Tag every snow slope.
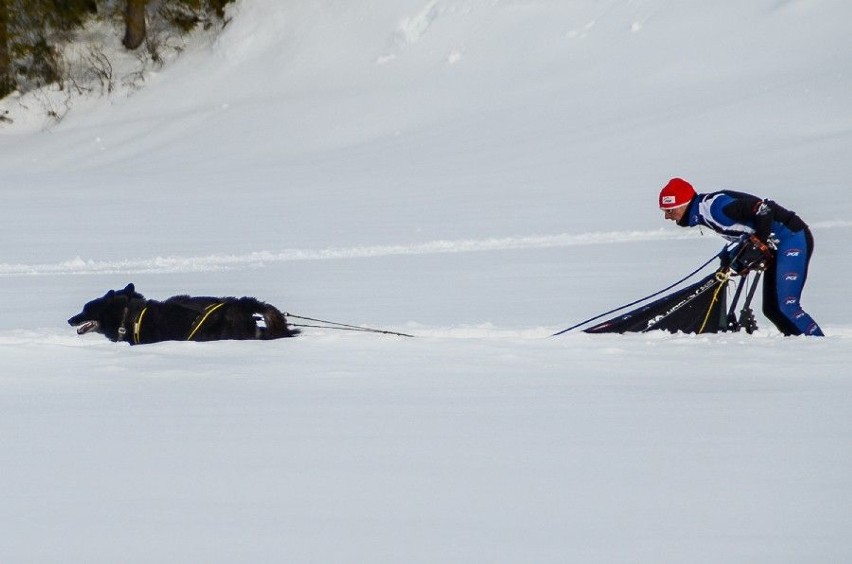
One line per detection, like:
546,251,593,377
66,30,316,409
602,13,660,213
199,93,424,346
1,0,851,561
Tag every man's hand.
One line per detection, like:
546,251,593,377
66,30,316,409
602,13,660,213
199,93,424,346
732,234,773,273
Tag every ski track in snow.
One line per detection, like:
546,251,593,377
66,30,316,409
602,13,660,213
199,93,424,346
0,229,696,277
3,222,850,277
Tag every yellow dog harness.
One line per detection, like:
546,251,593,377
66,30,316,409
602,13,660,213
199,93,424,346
132,302,226,344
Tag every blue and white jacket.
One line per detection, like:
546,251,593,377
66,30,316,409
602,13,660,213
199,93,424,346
678,190,807,243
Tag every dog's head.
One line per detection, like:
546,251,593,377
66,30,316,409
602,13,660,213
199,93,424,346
68,283,145,341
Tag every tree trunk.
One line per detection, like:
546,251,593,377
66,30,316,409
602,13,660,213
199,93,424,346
0,0,13,98
122,0,147,50
209,0,231,19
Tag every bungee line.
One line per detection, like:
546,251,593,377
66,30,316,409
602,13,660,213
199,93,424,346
285,313,414,338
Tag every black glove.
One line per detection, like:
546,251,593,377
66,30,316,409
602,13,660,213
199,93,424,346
731,234,773,274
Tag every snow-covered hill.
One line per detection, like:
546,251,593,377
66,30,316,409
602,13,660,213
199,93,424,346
1,1,851,561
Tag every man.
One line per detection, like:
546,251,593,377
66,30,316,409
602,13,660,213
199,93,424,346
659,177,823,336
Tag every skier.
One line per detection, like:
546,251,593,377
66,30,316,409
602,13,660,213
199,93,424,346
659,177,823,336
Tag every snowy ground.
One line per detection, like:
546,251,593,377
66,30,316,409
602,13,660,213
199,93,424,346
1,0,851,561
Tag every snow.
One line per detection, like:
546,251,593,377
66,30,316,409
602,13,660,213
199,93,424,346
1,0,851,561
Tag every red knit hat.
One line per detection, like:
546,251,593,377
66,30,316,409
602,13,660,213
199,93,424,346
659,178,696,209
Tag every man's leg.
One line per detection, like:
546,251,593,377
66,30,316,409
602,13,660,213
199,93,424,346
764,229,823,336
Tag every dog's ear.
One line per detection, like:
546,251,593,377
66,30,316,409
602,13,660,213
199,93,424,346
105,290,115,298
124,283,135,293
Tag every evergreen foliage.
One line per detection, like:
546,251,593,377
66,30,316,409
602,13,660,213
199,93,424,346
0,0,234,100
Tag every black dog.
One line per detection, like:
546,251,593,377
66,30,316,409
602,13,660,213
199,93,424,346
68,283,298,345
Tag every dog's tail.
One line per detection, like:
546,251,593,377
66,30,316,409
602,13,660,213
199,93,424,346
259,303,300,339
